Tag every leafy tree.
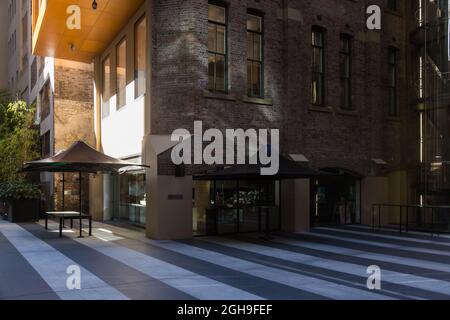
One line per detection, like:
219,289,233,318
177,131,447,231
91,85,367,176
0,94,40,183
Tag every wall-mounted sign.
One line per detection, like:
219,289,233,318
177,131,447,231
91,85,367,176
168,194,184,201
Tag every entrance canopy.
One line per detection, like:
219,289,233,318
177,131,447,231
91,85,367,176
23,141,149,173
194,154,329,180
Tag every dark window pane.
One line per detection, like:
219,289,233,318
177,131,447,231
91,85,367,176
340,53,350,78
215,55,225,91
208,4,226,23
102,56,111,118
312,31,323,46
253,34,261,61
208,3,227,92
312,29,325,105
246,13,264,97
312,48,323,73
312,73,323,105
208,24,216,52
247,61,252,96
216,25,225,54
40,81,51,120
388,48,398,116
340,37,349,53
247,14,261,32
340,79,351,110
252,62,261,96
116,39,127,109
134,17,146,98
208,53,215,91
247,33,253,59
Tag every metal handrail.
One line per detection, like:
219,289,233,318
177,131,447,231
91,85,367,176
372,204,450,236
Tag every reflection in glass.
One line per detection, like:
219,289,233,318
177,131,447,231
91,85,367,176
134,16,146,98
215,180,238,234
102,56,110,118
118,171,146,226
193,181,215,236
116,39,127,109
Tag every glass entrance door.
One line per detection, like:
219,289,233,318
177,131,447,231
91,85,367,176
312,173,361,227
116,170,147,226
215,180,239,234
193,179,281,236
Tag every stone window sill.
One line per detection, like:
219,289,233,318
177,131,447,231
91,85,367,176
386,115,401,122
309,105,333,113
337,109,359,117
242,96,273,106
203,90,237,102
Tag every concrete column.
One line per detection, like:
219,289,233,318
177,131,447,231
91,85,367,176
143,138,193,240
281,179,310,233
361,177,389,226
103,174,114,221
89,56,104,221
144,0,153,137
89,174,104,221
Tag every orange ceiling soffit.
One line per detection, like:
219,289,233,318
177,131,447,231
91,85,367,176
32,0,145,63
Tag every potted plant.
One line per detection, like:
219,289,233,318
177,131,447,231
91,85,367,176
0,182,41,223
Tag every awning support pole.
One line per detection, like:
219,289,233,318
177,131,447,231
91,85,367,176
62,173,65,211
79,172,83,238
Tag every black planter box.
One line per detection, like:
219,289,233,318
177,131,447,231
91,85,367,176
7,199,40,223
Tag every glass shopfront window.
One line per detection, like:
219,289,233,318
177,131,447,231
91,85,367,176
193,179,281,236
215,180,239,234
193,180,215,236
118,170,146,226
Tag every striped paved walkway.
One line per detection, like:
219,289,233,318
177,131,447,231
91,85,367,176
1,220,450,300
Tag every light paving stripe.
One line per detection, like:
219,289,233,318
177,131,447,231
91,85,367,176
150,239,393,300
42,220,321,300
0,222,128,300
316,227,450,247
305,231,450,257
25,221,195,300
204,236,450,298
74,236,263,300
273,234,450,274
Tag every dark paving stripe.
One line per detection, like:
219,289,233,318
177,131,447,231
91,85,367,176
340,225,450,244
178,238,411,300
312,227,450,253
20,223,194,300
279,231,450,266
0,230,59,300
258,233,450,282
115,238,324,300
231,235,450,300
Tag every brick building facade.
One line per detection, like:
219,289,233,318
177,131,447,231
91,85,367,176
30,0,450,239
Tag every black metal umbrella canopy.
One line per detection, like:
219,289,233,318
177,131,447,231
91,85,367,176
194,154,329,180
23,141,149,173
22,141,149,232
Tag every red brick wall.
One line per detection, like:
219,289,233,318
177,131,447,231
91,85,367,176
150,0,411,178
53,59,95,212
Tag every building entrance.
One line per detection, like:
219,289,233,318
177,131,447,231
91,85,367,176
311,169,361,227
193,180,281,236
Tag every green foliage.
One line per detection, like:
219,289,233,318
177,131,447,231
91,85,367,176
0,94,40,184
0,182,41,201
